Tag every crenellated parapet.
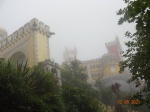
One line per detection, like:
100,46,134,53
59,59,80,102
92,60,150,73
0,18,55,51
105,36,122,51
105,36,123,62
42,59,60,68
81,58,101,64
105,39,117,48
30,18,55,37
41,59,62,86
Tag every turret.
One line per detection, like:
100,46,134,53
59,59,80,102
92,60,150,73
105,36,123,62
100,53,120,77
63,47,77,62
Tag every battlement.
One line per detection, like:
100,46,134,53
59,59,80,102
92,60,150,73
105,39,117,48
42,59,60,68
0,18,55,51
30,18,53,37
105,36,122,51
81,58,101,64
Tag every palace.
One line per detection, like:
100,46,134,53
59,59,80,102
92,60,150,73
0,18,61,85
62,37,139,92
81,37,125,83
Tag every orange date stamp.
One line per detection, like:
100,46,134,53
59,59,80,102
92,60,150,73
117,99,140,105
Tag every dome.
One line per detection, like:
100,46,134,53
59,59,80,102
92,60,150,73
100,53,118,67
0,26,8,41
101,53,117,59
0,26,7,32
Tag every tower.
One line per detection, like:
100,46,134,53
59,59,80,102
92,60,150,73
0,18,55,67
63,47,77,62
0,18,62,85
100,36,123,78
105,36,123,62
100,53,120,77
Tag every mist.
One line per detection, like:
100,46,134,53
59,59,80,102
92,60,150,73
0,0,135,64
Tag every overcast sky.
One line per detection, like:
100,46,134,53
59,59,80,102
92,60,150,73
0,0,135,64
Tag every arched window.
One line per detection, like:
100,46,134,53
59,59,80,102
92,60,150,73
10,51,26,66
51,68,57,77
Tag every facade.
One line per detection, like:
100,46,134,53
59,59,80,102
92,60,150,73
0,18,53,67
81,37,125,84
81,37,144,92
0,18,61,85
105,36,123,62
81,58,101,84
61,37,133,89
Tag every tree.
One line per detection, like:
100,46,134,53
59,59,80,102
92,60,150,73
61,60,88,87
0,59,65,112
117,0,150,108
95,80,115,106
28,62,65,112
61,60,106,112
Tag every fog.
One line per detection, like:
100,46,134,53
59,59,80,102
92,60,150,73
0,0,135,64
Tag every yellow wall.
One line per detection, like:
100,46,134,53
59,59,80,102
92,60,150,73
103,64,120,77
36,32,49,62
0,19,51,68
81,60,102,80
27,31,49,67
28,32,34,67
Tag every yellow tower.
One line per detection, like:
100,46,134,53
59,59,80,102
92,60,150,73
100,53,120,77
0,18,55,67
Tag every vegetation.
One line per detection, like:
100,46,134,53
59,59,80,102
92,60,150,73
0,58,108,112
117,0,150,108
95,79,149,112
0,58,65,112
3,57,149,112
61,60,106,112
95,80,127,112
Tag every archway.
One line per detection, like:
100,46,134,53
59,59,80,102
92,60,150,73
51,68,57,77
10,51,26,66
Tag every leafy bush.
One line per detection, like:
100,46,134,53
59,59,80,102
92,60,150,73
0,59,65,112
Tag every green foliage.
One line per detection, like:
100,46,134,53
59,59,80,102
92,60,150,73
95,79,116,106
62,86,103,112
61,60,87,86
0,59,65,112
117,0,150,108
100,87,116,106
61,60,106,112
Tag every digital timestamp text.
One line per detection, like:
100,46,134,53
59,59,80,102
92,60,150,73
117,99,140,105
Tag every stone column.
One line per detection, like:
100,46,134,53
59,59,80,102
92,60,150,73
31,21,38,65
